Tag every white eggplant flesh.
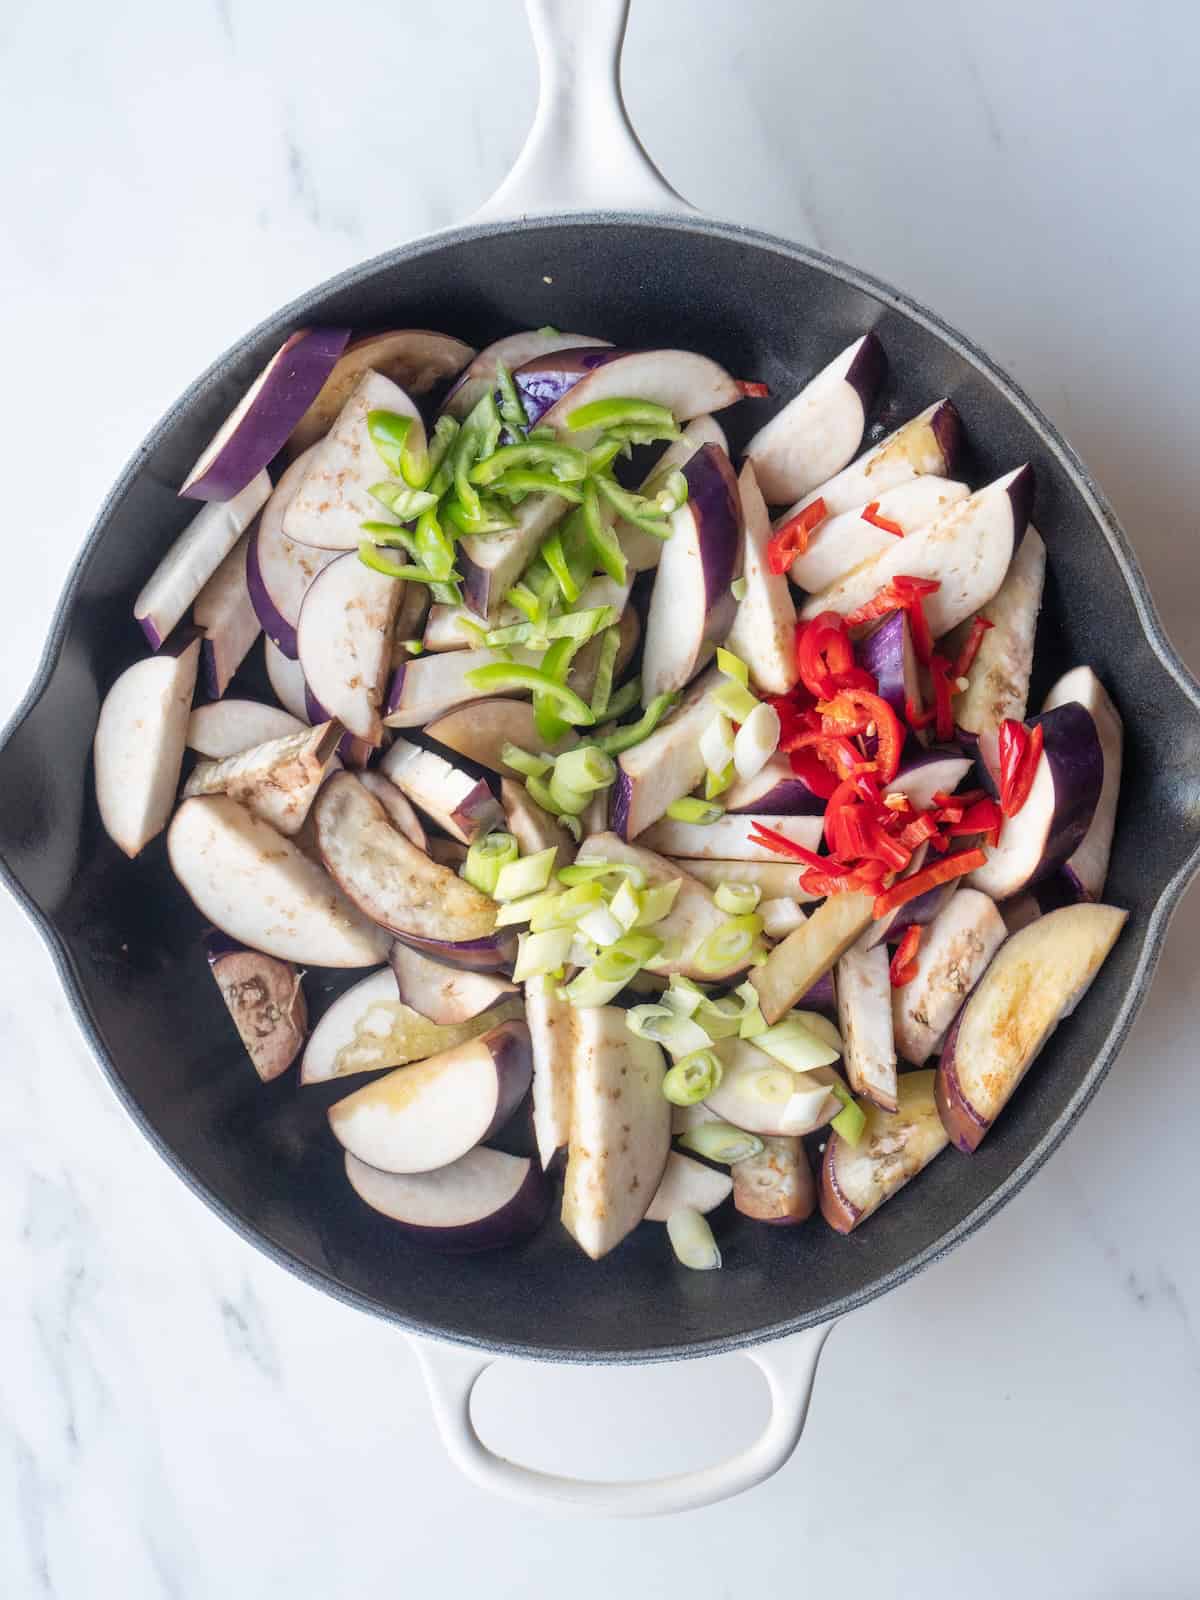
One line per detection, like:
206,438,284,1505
639,812,822,863
289,329,475,454
187,698,305,758
611,667,721,840
776,399,961,525
644,1152,733,1223
788,477,970,594
820,1069,948,1233
94,635,201,857
296,551,400,742
724,460,799,695
836,943,898,1111
1041,666,1123,899
182,720,341,835
525,974,577,1170
264,636,311,722
379,738,503,844
891,888,1007,1066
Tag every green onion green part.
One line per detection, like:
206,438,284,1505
662,1049,724,1107
678,1122,764,1166
493,845,557,903
665,797,724,825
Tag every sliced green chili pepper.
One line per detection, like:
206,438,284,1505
490,471,585,504
600,676,642,722
470,442,589,486
593,474,673,538
581,479,628,584
494,361,529,436
464,663,596,725
565,397,679,434
594,693,677,756
589,627,621,718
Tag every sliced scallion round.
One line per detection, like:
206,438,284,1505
665,796,724,825
693,914,766,977
662,1049,723,1107
666,1208,722,1271
493,845,557,903
715,881,762,917
462,831,519,897
678,1122,764,1166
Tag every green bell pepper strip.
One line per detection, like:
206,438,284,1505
358,542,462,595
533,636,582,744
588,626,621,718
593,474,673,538
366,410,434,488
540,531,582,605
581,479,628,584
585,436,630,474
412,508,456,582
442,497,517,537
564,397,679,434
490,471,585,504
494,361,529,436
504,583,542,624
470,442,589,486
368,481,440,520
600,676,642,722
592,693,677,756
464,663,596,726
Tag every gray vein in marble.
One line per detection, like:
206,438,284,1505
220,1280,281,1383
284,127,321,231
960,46,1007,153
11,1430,51,1596
214,0,234,47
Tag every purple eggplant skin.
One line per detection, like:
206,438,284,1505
956,726,1000,799
857,611,919,724
394,929,517,974
800,971,837,1015
205,934,307,1082
245,521,297,659
303,686,373,767
610,770,634,841
457,549,492,620
723,763,825,816
181,328,351,502
1024,703,1105,887
844,330,887,412
511,347,626,427
1039,867,1091,911
930,399,964,478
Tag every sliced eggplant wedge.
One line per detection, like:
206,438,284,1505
344,1147,549,1253
750,890,877,1024
192,531,261,698
836,943,898,1112
644,1152,733,1223
296,551,400,743
745,332,885,504
500,778,574,860
282,369,425,550
168,794,389,967
379,738,503,844
723,460,799,695
616,415,729,572
134,473,270,649
820,1069,949,1233
561,1005,671,1260
246,446,338,657
389,941,516,1026
355,772,428,850
328,1019,532,1174
685,857,821,905
536,348,741,443
891,889,1007,1066
206,936,307,1081
947,525,1046,780
457,492,570,619
788,476,970,594
525,974,578,1170
265,635,311,722
94,632,201,858
776,398,961,525
640,812,822,863
384,645,539,729
721,756,825,817
967,702,1103,901
442,329,611,420
182,721,341,835
300,967,522,1083
641,443,743,702
707,1039,841,1137
1041,666,1123,899
732,1135,815,1224
288,328,476,455
313,772,508,967
936,903,1126,1151
611,667,721,840
187,698,306,759
800,466,1034,638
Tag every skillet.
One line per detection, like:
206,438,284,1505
2,0,1198,1514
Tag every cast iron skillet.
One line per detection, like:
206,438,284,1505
2,0,1198,1513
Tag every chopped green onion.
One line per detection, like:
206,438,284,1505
500,742,553,780
754,1017,841,1072
463,831,519,896
369,481,440,520
563,933,662,1007
494,888,556,927
705,762,735,800
693,913,765,977
608,877,641,931
666,1207,722,1271
565,397,679,434
593,692,677,757
750,1066,798,1103
576,905,625,948
790,1010,844,1054
731,576,748,602
735,980,767,1038
557,861,647,890
493,846,557,903
548,769,592,816
471,442,590,486
494,361,529,435
678,1122,764,1166
662,976,707,1018
593,475,673,538
699,712,735,775
553,745,616,794
829,1080,867,1146
525,772,560,817
530,882,606,931
691,995,746,1040
463,664,596,725
715,881,762,916
662,1048,724,1106
635,878,682,927
513,927,574,982
559,812,583,841
665,796,724,825
600,676,642,722
398,639,423,656
710,679,759,722
625,1005,712,1059
581,479,628,584
716,647,750,685
589,627,621,719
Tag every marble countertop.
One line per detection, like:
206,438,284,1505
3,0,1198,1592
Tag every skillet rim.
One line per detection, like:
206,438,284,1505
3,210,1199,1364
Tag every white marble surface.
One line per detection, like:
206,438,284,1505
2,0,1199,1592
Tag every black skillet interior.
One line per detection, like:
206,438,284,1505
2,215,1198,1363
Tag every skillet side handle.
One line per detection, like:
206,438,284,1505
412,1321,835,1517
473,0,694,222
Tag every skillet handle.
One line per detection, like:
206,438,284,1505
412,1321,835,1517
473,0,694,222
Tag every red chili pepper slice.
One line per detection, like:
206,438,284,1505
872,848,988,919
814,686,904,783
889,925,923,987
747,823,834,870
943,797,1004,847
768,498,828,574
862,501,906,537
953,616,994,680
844,575,940,665
737,380,771,398
905,697,936,731
929,654,956,742
787,746,842,798
998,719,1045,817
794,610,856,696
899,812,941,849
